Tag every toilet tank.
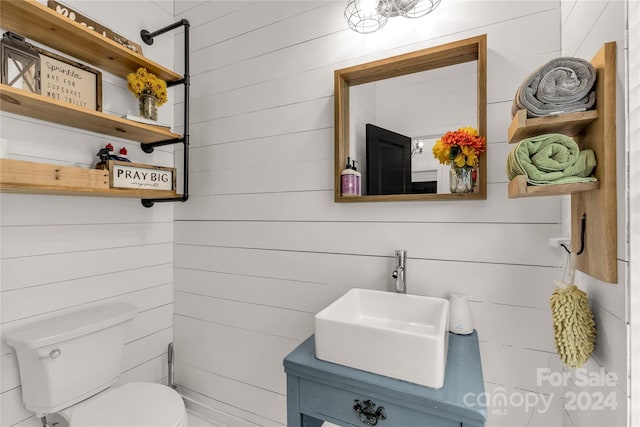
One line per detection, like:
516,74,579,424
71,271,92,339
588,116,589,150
4,303,138,417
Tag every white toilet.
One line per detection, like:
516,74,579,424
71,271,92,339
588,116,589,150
5,303,187,427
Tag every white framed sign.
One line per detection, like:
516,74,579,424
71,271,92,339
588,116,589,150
36,46,102,111
109,161,175,191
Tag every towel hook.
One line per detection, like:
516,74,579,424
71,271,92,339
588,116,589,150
561,213,586,255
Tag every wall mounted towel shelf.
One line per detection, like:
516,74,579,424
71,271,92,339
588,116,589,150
507,109,602,198
508,110,598,145
506,42,617,283
507,175,600,198
0,0,190,207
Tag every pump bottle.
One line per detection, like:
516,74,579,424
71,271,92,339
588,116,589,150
341,157,357,196
352,160,361,196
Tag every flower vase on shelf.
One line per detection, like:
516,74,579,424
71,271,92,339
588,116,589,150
127,67,167,122
449,166,475,193
139,92,158,121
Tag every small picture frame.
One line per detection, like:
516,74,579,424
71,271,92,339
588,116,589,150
36,46,102,111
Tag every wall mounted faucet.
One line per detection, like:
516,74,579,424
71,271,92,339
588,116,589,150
392,250,406,293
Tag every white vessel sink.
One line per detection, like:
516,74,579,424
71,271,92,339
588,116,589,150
315,288,450,388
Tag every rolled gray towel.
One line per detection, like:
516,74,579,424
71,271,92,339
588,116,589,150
511,57,596,118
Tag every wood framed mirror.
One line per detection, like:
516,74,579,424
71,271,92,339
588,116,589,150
334,34,487,202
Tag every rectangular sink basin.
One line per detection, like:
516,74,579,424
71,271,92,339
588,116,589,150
315,288,449,388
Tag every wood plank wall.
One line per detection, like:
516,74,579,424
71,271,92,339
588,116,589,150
559,1,629,426
170,1,630,426
0,1,177,426
1,2,628,427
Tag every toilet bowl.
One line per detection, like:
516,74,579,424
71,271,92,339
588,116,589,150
4,303,187,427
59,382,187,427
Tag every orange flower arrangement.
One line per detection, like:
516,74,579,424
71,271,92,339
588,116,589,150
432,126,486,168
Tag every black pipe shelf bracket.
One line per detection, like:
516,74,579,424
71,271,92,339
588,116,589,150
139,19,190,208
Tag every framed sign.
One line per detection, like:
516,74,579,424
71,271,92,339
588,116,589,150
47,1,143,55
36,46,102,111
108,161,176,191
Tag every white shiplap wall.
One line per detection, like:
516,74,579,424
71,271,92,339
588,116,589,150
170,1,621,426
560,1,630,426
628,1,640,425
0,1,177,426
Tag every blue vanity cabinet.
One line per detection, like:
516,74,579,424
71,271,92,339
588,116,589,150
283,332,486,427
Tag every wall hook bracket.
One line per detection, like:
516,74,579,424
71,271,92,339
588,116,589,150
560,213,586,255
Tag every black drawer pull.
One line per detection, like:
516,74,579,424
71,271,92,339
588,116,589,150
354,399,386,426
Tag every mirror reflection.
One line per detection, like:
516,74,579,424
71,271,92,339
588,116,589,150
334,34,487,202
349,62,477,195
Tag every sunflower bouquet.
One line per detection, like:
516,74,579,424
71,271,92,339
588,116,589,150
126,67,167,106
432,126,486,168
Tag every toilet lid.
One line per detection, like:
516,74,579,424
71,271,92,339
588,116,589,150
69,383,186,427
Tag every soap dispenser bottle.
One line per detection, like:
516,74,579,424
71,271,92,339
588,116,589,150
341,157,357,196
352,160,361,196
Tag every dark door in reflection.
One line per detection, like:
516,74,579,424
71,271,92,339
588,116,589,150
366,123,412,195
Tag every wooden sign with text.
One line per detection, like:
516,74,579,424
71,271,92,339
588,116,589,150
35,46,102,111
47,1,143,55
108,161,175,191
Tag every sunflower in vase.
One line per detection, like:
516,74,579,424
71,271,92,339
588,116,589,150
126,67,167,120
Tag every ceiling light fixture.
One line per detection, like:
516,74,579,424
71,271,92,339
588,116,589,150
345,0,441,34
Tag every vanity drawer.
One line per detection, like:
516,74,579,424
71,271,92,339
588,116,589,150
299,379,460,427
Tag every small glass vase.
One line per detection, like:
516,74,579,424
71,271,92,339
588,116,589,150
139,92,158,121
449,166,475,193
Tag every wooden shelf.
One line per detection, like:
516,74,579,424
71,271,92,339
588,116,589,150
572,42,617,283
0,0,181,82
0,158,179,199
506,42,617,283
508,175,599,198
506,110,601,199
0,85,180,145
508,109,599,144
0,1,188,206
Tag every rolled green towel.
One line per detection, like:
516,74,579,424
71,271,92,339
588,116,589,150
506,133,597,185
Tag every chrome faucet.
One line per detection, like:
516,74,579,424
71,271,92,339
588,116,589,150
392,250,406,293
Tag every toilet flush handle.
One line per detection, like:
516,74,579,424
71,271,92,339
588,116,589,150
38,349,61,359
